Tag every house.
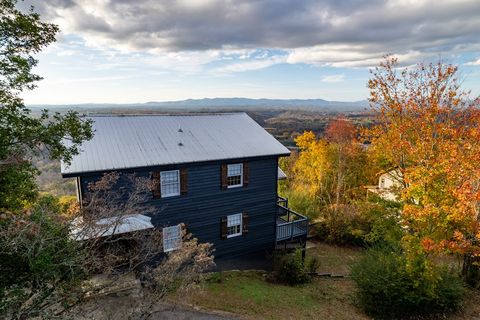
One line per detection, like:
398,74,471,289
61,113,308,257
365,168,403,201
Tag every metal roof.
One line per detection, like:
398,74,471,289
277,167,287,180
61,113,290,176
70,214,154,241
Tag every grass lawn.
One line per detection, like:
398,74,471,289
178,243,368,320
176,242,480,320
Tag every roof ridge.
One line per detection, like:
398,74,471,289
86,112,247,117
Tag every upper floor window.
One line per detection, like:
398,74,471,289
161,170,180,197
227,163,243,188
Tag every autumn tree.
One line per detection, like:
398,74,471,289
325,118,357,207
364,57,480,285
292,124,372,210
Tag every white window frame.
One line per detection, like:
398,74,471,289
227,163,243,188
163,225,182,252
226,213,242,238
160,170,180,198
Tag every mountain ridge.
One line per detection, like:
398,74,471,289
29,97,369,112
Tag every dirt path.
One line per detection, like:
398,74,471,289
71,295,238,320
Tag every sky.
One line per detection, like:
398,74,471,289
20,0,480,105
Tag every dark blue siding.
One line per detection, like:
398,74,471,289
79,157,278,257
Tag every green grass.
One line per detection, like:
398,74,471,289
176,243,480,320
186,271,366,320
178,243,369,320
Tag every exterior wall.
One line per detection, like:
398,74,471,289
378,172,402,189
78,157,279,258
377,170,403,201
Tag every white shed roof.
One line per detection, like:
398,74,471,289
70,214,154,241
61,113,290,176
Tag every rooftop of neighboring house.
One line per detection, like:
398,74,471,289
61,113,290,177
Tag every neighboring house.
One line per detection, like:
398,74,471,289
61,113,307,257
366,168,403,201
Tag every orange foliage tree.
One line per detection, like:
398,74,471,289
292,120,372,209
325,119,357,207
364,57,480,281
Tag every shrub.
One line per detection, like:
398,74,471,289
0,196,85,318
305,255,321,274
274,249,310,285
314,199,403,248
314,204,371,246
351,247,466,318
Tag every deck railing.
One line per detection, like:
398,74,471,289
276,197,308,242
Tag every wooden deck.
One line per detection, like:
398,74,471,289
275,196,308,242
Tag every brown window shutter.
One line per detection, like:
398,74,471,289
221,164,228,190
152,171,161,199
220,216,228,239
180,168,188,195
242,213,249,235
243,162,249,187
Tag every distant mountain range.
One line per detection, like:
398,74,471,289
30,97,369,112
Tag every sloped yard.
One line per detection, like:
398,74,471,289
177,243,368,320
177,242,480,320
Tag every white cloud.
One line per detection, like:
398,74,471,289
321,74,345,83
212,55,287,73
465,58,480,66
31,0,480,70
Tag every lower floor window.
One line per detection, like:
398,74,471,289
227,213,242,238
163,225,182,252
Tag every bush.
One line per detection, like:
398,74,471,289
314,199,403,247
274,249,310,285
351,247,466,318
0,196,85,318
305,255,321,274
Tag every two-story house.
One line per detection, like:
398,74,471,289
62,113,308,258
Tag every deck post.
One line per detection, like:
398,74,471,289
301,237,306,262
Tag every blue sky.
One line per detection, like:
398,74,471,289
22,0,480,105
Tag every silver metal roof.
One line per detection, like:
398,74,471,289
277,167,287,180
61,113,290,176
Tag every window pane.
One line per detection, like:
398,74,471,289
163,225,182,252
160,170,180,197
227,163,243,187
226,213,242,237
227,163,242,177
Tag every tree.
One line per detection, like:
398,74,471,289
325,118,357,207
0,173,215,319
364,57,480,285
292,127,372,208
0,0,92,211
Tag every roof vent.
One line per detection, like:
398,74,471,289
178,128,183,132
178,142,183,146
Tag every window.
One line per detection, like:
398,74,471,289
163,225,182,252
160,170,180,197
227,213,242,238
380,178,385,188
227,163,243,188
